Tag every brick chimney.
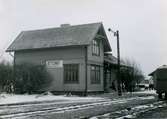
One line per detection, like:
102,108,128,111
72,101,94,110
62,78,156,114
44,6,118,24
60,24,70,27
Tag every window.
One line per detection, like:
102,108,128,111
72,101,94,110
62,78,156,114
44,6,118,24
91,65,100,84
92,39,100,56
64,64,79,83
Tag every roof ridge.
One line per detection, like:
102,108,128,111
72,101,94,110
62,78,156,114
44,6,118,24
22,22,103,33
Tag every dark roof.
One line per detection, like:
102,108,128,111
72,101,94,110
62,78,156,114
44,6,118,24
149,65,167,76
6,22,111,52
104,53,128,67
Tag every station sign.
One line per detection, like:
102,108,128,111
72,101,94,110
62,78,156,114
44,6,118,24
46,60,63,68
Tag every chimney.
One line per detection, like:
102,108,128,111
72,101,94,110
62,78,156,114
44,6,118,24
60,24,70,27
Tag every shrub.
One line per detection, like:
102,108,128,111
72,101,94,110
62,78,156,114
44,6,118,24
14,63,52,94
0,61,14,93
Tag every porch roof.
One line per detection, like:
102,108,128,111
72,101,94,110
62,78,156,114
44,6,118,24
104,55,129,68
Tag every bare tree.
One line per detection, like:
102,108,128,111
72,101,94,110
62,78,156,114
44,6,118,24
120,58,145,92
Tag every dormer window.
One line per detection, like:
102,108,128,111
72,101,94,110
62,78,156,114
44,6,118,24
92,39,100,56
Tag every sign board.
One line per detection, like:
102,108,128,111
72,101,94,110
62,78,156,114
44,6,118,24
46,60,63,68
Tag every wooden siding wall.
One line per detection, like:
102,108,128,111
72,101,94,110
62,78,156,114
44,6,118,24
15,38,105,92
15,46,86,92
87,38,104,92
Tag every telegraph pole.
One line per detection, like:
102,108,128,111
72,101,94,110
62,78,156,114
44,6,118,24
108,29,122,96
115,30,122,96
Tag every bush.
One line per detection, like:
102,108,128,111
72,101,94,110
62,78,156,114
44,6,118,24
14,63,52,94
0,61,14,93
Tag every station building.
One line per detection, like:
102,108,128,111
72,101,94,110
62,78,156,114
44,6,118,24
6,22,125,93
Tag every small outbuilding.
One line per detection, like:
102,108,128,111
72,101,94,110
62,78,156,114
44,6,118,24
149,65,167,99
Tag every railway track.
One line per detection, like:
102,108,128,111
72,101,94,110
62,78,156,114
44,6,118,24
0,95,158,119
89,101,166,119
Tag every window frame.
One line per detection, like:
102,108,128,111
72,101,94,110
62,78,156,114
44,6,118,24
63,64,79,84
92,38,100,56
91,65,101,84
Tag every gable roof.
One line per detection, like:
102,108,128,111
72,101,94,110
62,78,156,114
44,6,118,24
6,22,111,52
149,65,167,76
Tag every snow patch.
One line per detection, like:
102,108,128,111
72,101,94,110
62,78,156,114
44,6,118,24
89,117,98,119
0,93,104,105
133,90,156,94
132,105,149,110
116,114,134,119
138,96,155,100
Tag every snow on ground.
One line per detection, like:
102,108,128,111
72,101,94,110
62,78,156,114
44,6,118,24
0,90,156,105
0,93,104,105
133,90,156,94
138,95,155,100
90,102,159,119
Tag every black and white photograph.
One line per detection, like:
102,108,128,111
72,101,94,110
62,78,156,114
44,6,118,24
0,0,166,118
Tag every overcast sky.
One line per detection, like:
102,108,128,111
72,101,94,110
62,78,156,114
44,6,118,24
0,0,166,76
